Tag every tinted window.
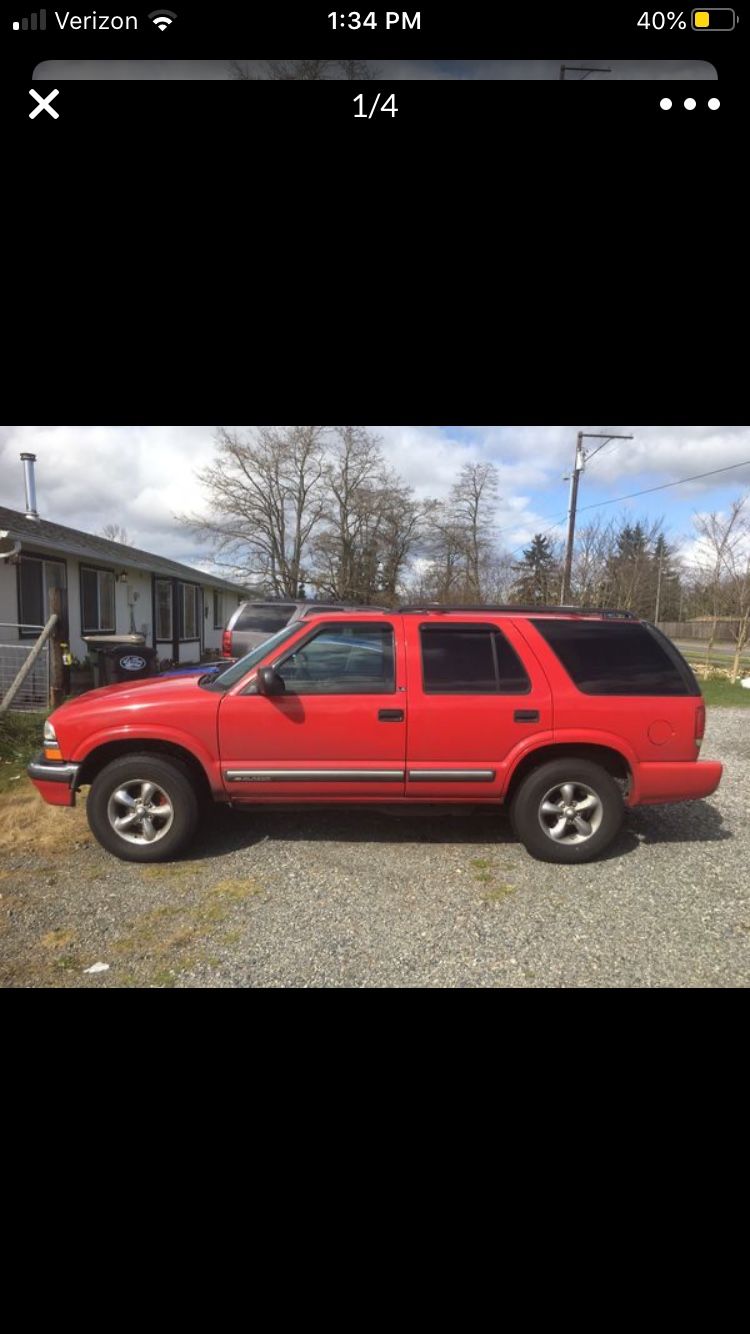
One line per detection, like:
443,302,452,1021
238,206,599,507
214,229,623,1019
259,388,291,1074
531,620,690,696
420,625,530,694
235,604,296,633
277,624,395,694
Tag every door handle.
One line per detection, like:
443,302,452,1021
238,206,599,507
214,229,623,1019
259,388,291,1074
378,709,404,722
514,709,540,722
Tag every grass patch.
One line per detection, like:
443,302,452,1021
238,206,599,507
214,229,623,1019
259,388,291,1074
139,861,203,883
0,776,92,853
481,883,517,903
0,711,47,794
110,875,265,984
701,679,750,709
41,927,77,949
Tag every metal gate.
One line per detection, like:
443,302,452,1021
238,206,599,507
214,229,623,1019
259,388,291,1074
0,624,50,712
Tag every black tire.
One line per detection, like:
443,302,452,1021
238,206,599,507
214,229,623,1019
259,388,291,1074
510,758,624,864
86,753,200,862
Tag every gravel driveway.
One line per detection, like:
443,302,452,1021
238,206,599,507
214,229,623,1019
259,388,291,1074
1,707,748,987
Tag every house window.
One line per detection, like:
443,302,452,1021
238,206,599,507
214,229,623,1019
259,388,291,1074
180,583,200,640
81,567,115,633
19,556,66,636
213,590,224,630
155,579,172,640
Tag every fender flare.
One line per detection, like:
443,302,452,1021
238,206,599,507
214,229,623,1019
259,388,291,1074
504,729,640,801
72,725,220,791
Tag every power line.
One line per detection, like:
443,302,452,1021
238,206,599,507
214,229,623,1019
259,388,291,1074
575,458,750,514
498,456,750,550
584,435,625,465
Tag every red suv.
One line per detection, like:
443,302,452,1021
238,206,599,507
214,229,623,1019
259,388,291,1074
28,606,722,865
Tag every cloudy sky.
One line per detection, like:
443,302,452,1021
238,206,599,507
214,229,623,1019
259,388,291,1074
34,58,718,80
1,426,748,573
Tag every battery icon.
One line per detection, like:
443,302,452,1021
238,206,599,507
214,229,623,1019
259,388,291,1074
691,8,736,28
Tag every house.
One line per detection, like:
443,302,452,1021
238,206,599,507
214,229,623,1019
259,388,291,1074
0,455,247,665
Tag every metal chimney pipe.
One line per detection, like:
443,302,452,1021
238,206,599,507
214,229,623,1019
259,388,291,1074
20,453,39,520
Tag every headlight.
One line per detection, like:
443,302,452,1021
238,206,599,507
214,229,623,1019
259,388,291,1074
43,719,64,761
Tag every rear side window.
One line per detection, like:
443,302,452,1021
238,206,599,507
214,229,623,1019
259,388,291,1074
235,604,296,633
531,620,692,696
420,625,530,694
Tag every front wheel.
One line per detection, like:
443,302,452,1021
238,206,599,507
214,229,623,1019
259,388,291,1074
510,759,624,864
86,753,200,862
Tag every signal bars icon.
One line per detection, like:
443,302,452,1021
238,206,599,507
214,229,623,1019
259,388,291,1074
148,8,177,28
12,8,46,29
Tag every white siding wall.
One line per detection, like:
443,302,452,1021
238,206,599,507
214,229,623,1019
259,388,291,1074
117,569,153,643
0,554,240,664
202,587,241,651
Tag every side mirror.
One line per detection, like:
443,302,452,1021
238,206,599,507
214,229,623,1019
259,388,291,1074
257,667,286,696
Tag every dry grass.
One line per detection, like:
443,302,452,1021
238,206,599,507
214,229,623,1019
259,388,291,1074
0,777,92,853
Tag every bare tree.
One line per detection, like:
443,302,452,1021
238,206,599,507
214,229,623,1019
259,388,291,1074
693,496,750,680
312,427,421,603
182,427,328,596
417,500,470,602
571,516,612,606
451,462,500,598
692,498,748,671
101,522,130,545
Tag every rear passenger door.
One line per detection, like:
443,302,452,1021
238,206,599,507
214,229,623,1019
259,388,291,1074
403,618,553,800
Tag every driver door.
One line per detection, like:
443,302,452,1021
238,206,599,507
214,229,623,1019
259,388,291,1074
218,618,407,799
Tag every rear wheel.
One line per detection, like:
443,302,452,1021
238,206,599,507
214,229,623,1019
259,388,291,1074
510,758,624,864
86,753,200,862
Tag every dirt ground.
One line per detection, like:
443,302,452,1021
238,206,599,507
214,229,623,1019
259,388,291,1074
1,708,748,988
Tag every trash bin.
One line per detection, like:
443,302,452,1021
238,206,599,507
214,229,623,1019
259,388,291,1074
82,634,158,687
101,644,158,684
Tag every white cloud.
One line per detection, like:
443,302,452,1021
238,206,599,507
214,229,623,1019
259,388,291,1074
2,425,748,568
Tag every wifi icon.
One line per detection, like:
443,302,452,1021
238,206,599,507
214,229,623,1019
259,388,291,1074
148,8,176,29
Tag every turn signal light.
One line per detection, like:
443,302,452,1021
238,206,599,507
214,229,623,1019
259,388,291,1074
44,744,63,761
695,704,706,740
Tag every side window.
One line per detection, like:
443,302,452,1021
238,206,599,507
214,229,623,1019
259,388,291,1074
236,604,296,633
420,625,530,694
530,620,691,696
276,623,395,695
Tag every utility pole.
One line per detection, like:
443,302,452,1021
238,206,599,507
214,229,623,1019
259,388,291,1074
560,430,634,605
655,548,664,624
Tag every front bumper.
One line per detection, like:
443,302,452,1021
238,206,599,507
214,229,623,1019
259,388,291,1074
27,753,80,807
630,759,723,806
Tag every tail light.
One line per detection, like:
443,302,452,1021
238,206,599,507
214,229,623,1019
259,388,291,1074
695,704,706,741
221,629,232,657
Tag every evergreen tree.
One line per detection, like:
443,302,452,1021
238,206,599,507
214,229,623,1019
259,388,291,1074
511,534,559,603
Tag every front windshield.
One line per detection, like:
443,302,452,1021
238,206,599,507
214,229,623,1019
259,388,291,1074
202,622,303,691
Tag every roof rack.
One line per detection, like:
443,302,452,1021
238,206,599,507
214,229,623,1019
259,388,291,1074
396,604,638,619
